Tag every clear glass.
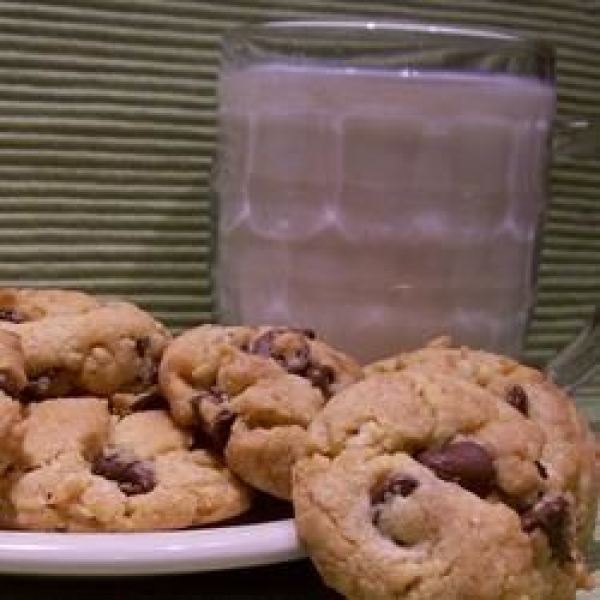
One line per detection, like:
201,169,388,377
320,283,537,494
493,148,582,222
546,304,600,393
214,20,559,364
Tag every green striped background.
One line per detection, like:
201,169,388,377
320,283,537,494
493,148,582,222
0,1,597,396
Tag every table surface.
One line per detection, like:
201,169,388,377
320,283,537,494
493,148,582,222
0,559,341,600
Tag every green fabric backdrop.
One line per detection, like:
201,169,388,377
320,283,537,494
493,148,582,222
0,0,597,401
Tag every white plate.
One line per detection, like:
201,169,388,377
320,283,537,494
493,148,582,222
0,518,305,576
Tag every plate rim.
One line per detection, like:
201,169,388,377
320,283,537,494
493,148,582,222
0,517,305,576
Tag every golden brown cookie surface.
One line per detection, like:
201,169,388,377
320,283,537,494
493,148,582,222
295,448,578,600
1,301,171,400
367,339,599,550
8,397,252,532
159,324,363,499
294,365,597,600
0,288,101,323
0,330,27,517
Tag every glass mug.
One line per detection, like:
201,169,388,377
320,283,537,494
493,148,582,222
213,20,598,383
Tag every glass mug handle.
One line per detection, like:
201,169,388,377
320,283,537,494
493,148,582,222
545,304,600,393
552,116,600,159
543,118,599,392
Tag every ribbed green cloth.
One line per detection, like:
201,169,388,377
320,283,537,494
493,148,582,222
0,0,597,416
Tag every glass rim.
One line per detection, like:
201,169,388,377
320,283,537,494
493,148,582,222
225,19,554,59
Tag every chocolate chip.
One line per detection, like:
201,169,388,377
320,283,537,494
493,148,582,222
299,328,316,340
193,387,229,406
209,408,236,452
129,389,168,412
304,364,336,398
506,385,528,416
521,496,571,562
248,328,338,396
248,329,283,358
191,389,235,452
0,370,22,397
535,460,548,479
249,328,311,375
135,337,151,357
416,440,496,497
371,473,419,505
92,452,155,496
521,495,567,533
287,349,311,375
0,308,26,323
19,369,74,402
20,374,54,403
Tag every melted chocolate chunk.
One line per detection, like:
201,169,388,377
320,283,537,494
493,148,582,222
20,370,74,403
129,389,168,412
0,370,22,397
416,440,496,497
521,496,571,562
506,384,529,416
535,460,548,480
135,337,151,357
371,473,420,536
191,388,235,452
304,364,336,398
371,473,419,505
20,374,54,403
0,308,27,323
248,328,285,358
193,387,229,406
249,328,310,374
92,452,155,496
209,408,236,452
298,328,316,340
281,344,310,375
248,328,336,397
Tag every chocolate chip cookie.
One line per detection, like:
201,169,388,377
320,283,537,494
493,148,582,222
0,329,28,399
0,287,101,323
159,324,363,499
0,330,27,521
293,368,597,599
0,301,171,400
0,394,22,477
367,338,599,551
0,392,22,526
8,397,252,531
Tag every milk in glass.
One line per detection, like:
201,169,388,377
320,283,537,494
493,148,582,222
216,65,555,362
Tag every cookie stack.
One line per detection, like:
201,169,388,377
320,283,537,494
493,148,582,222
0,288,596,600
0,289,256,531
0,288,363,532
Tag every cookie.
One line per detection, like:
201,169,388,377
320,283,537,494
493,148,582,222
159,324,363,499
8,397,252,532
109,387,169,416
0,301,171,399
0,393,22,526
366,336,539,385
294,448,579,600
0,287,101,323
0,329,28,398
0,394,22,477
367,338,599,551
0,330,27,521
293,369,597,599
